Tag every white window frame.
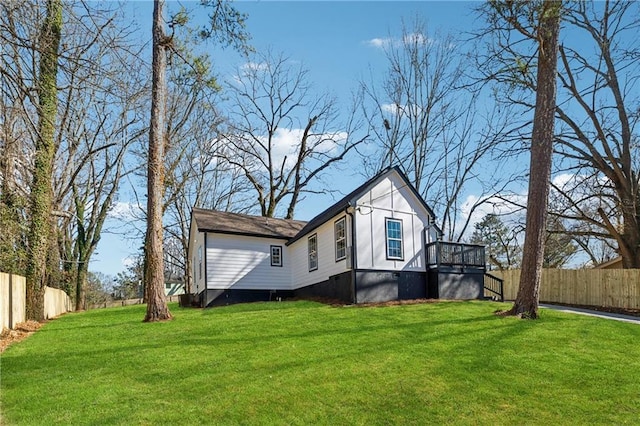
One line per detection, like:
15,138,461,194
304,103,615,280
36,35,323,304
198,246,203,280
335,217,347,261
270,245,283,267
385,218,404,260
308,234,318,271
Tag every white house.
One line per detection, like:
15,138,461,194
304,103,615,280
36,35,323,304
188,166,491,307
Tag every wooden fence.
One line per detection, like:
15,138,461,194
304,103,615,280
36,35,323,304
0,272,26,330
1,272,73,330
496,269,640,309
45,286,74,319
87,295,181,310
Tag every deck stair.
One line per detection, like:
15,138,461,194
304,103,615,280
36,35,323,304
483,272,504,302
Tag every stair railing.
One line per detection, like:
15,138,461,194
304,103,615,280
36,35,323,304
483,272,504,302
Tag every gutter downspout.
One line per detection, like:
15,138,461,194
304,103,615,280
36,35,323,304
346,204,357,304
203,232,208,308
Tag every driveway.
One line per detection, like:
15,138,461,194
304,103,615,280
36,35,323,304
540,304,640,324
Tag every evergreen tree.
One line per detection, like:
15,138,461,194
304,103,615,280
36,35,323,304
470,214,521,272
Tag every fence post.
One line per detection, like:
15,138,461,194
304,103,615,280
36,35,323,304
8,272,13,329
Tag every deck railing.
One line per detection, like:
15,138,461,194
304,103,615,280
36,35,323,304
483,272,504,302
426,241,486,269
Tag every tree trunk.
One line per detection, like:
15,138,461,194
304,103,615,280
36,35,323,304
619,204,640,269
75,261,88,311
144,0,172,322
506,1,561,319
620,237,640,269
25,0,62,321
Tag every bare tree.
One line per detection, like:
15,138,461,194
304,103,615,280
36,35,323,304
221,50,367,219
478,1,640,269
1,1,150,316
49,3,149,311
164,135,252,294
551,1,640,268
1,0,149,310
57,109,143,310
359,18,514,240
543,214,577,268
162,58,252,294
360,20,462,190
164,153,250,293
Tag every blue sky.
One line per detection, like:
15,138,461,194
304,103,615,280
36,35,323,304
90,1,488,277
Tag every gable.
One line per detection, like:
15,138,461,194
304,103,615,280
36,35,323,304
287,166,440,245
355,173,430,218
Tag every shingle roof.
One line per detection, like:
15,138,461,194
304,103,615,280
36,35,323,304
192,166,441,244
192,208,307,239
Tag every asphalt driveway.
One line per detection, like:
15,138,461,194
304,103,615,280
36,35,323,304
540,304,640,324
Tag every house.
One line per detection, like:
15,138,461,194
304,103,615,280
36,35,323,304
188,166,496,307
595,256,623,269
165,281,186,297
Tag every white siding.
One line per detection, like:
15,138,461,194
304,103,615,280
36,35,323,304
354,173,436,271
289,213,351,289
206,233,292,290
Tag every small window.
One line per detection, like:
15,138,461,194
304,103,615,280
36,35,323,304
271,245,283,267
335,217,346,261
385,218,404,260
308,234,318,271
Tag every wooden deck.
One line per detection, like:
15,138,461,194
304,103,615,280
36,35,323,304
426,241,486,269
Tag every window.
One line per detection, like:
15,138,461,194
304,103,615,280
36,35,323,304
198,246,203,280
385,218,404,260
335,217,346,261
308,234,318,271
271,245,283,267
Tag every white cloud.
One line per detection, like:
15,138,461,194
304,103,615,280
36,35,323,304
366,37,391,48
402,32,432,46
381,102,424,117
552,173,575,188
109,201,140,221
241,61,268,72
122,256,136,269
382,103,400,115
255,127,347,170
267,128,302,169
228,61,270,86
365,32,433,49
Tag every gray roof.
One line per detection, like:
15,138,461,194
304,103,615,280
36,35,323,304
192,208,307,240
192,166,441,243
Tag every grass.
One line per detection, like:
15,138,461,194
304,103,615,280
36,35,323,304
1,300,640,425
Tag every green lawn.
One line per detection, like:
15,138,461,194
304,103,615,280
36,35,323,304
1,300,639,425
